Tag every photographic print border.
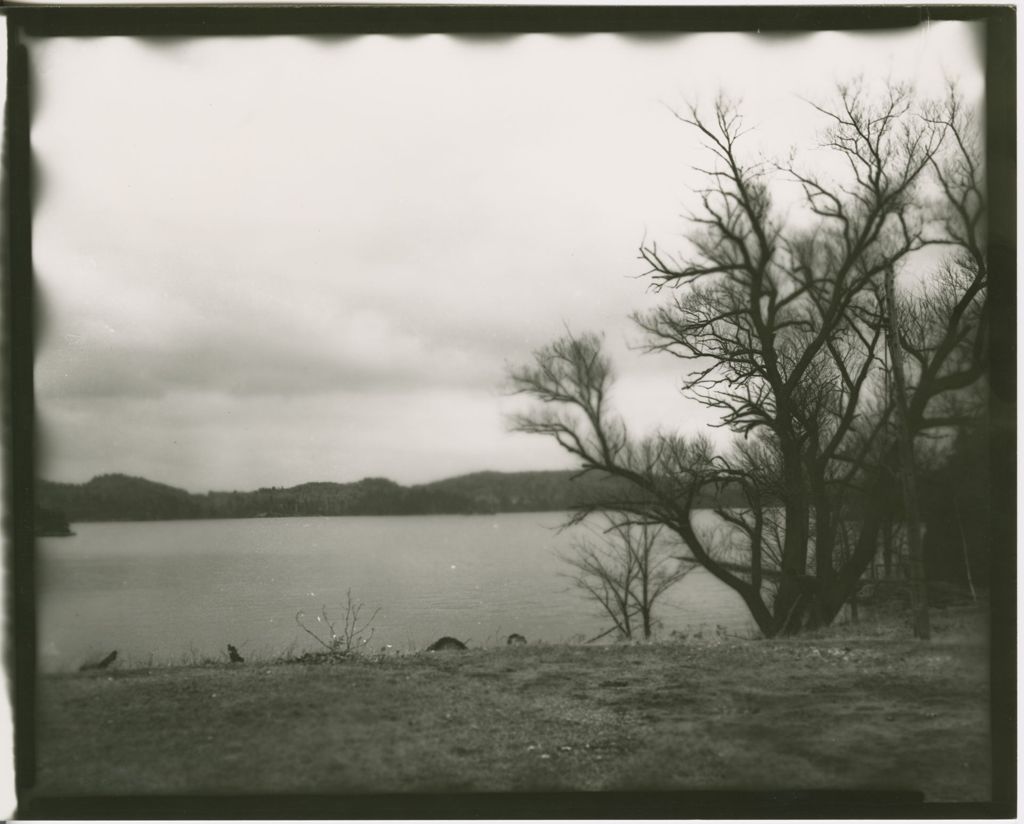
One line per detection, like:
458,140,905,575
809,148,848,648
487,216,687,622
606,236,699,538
4,4,1016,818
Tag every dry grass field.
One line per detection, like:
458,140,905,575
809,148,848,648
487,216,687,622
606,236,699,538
29,607,992,810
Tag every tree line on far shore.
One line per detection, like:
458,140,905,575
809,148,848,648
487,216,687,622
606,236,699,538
36,468,751,525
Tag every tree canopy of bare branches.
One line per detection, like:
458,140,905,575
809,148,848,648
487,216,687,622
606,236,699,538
510,81,987,637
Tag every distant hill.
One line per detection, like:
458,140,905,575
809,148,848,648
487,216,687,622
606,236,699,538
421,470,633,514
37,469,744,523
39,474,206,522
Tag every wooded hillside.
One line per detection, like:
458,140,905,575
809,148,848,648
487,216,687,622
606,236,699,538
38,469,744,522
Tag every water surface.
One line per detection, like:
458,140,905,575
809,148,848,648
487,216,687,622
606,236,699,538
38,513,757,671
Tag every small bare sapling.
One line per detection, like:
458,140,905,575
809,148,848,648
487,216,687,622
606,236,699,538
295,588,382,658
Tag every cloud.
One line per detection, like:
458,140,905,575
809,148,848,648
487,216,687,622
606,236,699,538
35,296,500,400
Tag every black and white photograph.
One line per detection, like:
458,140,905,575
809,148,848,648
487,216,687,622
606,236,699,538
8,5,1015,817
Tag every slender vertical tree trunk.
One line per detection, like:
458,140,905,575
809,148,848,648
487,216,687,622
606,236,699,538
953,497,978,602
635,525,652,640
884,267,931,640
837,518,859,623
882,515,893,578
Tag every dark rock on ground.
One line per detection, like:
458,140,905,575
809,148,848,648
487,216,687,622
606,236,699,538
427,636,467,652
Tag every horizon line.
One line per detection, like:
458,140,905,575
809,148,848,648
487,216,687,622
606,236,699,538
37,465,590,496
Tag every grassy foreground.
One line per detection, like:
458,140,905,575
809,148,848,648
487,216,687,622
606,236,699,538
34,608,990,802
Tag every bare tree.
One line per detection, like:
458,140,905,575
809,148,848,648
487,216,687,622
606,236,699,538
510,82,987,637
563,516,691,641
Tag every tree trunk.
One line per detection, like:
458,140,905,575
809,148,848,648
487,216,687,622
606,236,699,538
640,545,652,639
816,505,884,627
773,454,811,634
813,483,836,590
884,267,930,640
742,590,778,638
834,515,858,624
882,513,893,578
953,497,978,602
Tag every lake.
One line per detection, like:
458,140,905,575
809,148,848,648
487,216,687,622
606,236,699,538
37,512,758,672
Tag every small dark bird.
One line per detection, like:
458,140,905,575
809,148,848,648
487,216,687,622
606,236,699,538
80,650,118,672
227,644,245,663
426,636,468,652
507,633,527,646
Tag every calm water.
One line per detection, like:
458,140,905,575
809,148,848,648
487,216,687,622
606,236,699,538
37,512,756,671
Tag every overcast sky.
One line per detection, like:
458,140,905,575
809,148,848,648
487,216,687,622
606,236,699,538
31,22,984,491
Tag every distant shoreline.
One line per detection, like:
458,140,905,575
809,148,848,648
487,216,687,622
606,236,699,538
54,510,572,526
45,505,733,528
37,470,746,525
